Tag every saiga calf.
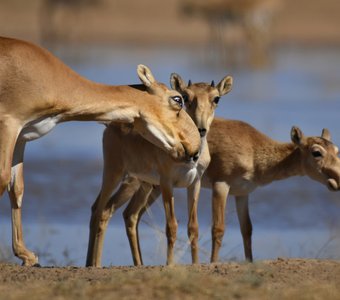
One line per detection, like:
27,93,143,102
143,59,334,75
86,74,233,267
123,119,340,264
205,119,340,262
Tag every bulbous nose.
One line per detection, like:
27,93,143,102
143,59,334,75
198,128,207,137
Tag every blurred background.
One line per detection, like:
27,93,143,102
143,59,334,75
0,0,340,266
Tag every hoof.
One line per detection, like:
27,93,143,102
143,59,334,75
33,263,42,268
20,253,39,267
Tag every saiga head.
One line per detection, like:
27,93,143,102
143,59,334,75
134,65,200,162
291,126,340,191
170,73,233,138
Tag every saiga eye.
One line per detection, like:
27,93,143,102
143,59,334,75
213,96,220,104
172,96,183,108
182,94,189,103
312,150,322,158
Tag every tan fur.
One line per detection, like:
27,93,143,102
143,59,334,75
204,118,340,262
86,74,233,267
109,119,340,265
0,37,201,266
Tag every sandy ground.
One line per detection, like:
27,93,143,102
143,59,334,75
1,0,340,46
0,259,339,299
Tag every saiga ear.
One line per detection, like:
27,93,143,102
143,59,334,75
216,75,233,96
321,128,331,141
137,64,156,87
170,73,186,92
291,126,305,145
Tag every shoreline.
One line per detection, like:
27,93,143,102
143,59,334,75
1,0,340,48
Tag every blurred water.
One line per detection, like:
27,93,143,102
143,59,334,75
0,45,340,266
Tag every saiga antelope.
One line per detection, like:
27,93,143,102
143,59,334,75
206,119,340,262
121,119,340,265
0,36,200,266
86,74,233,267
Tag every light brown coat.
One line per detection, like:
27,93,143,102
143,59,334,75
0,37,200,265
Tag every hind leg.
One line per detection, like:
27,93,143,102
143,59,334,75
86,127,129,267
0,118,21,196
86,166,125,267
235,195,253,262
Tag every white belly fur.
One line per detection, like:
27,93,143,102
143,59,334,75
129,170,161,186
20,115,61,142
172,165,198,187
129,163,199,188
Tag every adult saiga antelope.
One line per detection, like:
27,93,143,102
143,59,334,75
86,73,233,267
121,119,340,265
0,36,201,266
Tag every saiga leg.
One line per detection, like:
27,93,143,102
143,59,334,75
8,139,39,266
210,181,229,263
187,179,201,264
160,181,177,265
107,176,141,209
122,182,153,266
0,118,21,196
131,186,161,265
86,163,125,267
235,195,253,262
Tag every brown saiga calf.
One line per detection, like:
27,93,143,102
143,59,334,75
86,74,233,267
123,119,340,264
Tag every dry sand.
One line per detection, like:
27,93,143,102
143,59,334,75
0,258,340,299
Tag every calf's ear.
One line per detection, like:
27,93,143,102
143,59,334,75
217,75,233,96
291,126,305,145
321,128,331,141
170,73,186,92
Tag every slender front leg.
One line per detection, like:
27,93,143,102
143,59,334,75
123,182,153,266
8,139,39,266
235,195,253,262
211,181,229,263
187,179,201,264
160,181,177,265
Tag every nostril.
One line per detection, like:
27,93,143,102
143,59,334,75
193,152,199,162
198,128,207,137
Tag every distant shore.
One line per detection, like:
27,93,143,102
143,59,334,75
1,0,340,47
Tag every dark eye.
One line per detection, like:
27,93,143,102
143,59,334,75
182,94,189,103
172,96,183,108
213,96,220,104
312,150,322,158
